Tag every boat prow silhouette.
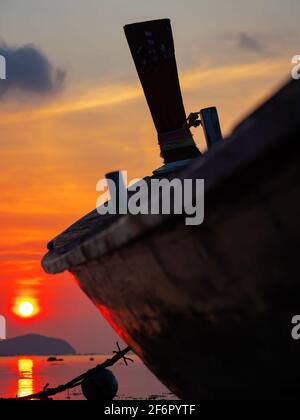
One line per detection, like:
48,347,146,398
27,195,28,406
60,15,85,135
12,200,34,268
42,19,300,399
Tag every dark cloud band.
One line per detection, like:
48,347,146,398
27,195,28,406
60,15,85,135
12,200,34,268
0,42,65,96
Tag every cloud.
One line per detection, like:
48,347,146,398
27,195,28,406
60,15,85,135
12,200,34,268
236,32,266,53
0,57,288,127
0,42,65,97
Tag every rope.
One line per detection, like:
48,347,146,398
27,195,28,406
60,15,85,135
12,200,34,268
6,343,132,400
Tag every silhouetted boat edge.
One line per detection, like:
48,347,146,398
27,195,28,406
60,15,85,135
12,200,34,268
42,19,300,399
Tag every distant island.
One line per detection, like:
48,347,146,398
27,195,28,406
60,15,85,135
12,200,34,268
0,334,76,356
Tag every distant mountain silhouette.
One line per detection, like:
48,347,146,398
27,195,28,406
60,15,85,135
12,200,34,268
0,334,76,356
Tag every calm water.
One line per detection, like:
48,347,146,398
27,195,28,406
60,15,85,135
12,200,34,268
0,355,176,400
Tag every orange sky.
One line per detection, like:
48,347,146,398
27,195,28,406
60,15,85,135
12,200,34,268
0,57,291,351
0,0,298,353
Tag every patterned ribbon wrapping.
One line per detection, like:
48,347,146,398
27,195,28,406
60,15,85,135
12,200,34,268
158,127,196,152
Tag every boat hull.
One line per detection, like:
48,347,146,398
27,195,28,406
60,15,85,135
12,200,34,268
70,139,300,399
42,79,300,399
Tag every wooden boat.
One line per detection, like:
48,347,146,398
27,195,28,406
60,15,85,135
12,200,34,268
42,19,300,399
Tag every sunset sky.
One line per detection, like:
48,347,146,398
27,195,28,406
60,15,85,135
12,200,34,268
0,0,299,353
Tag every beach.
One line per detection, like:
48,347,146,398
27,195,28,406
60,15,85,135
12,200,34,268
0,354,176,400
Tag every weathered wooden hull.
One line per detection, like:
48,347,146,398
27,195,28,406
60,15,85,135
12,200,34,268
71,146,300,399
42,79,300,399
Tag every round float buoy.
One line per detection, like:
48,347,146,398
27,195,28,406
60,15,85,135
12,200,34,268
81,368,118,401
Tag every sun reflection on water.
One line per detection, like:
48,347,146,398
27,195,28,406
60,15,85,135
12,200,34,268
17,359,34,398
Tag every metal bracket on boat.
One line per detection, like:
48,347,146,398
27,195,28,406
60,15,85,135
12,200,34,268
186,107,223,148
105,171,127,214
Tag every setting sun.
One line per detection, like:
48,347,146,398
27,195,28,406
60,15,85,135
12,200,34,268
13,298,40,318
18,302,34,318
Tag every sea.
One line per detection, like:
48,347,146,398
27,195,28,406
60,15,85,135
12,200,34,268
0,354,176,400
